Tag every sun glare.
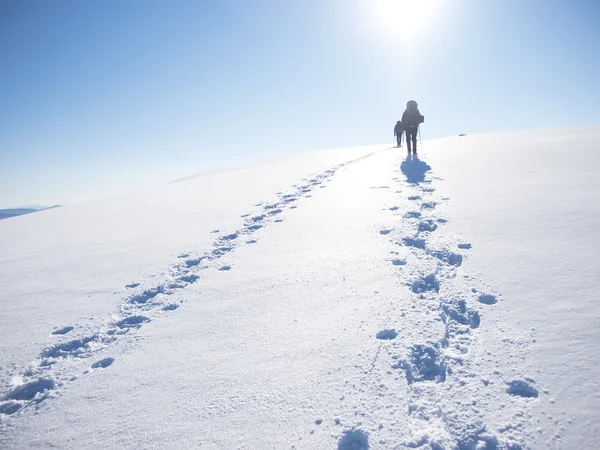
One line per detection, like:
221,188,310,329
369,0,441,41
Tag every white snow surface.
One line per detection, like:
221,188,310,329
1,127,599,449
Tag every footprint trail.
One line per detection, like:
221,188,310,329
337,154,542,449
0,150,382,420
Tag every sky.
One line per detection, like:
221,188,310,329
1,0,599,208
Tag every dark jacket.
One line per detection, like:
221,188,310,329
401,109,424,129
394,121,403,135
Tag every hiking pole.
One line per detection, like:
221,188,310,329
419,127,424,158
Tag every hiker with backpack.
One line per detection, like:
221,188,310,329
394,121,403,147
402,100,425,154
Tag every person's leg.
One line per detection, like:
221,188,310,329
405,130,411,153
412,129,418,153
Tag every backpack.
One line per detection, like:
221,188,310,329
405,100,424,126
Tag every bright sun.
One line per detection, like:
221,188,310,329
369,0,441,40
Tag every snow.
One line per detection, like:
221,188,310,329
1,126,600,448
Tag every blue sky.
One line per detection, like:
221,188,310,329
1,0,599,207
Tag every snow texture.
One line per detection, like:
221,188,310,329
1,127,600,448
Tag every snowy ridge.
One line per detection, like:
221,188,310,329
0,149,380,421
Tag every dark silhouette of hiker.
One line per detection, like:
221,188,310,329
394,121,403,147
402,100,424,154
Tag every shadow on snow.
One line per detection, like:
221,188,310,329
400,154,432,184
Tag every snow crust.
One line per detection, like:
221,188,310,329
1,127,599,448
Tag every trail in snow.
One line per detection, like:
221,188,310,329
1,148,551,449
332,154,541,449
0,150,381,420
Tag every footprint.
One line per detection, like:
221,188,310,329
421,201,436,209
274,219,283,223
430,249,463,267
2,378,55,407
441,300,480,329
251,215,265,222
411,274,439,294
392,259,407,266
247,240,258,244
246,224,262,232
418,220,438,233
505,380,539,398
337,429,369,450
167,281,186,290
129,286,165,304
91,357,115,369
376,329,398,340
399,344,446,384
220,233,238,241
125,283,140,288
389,206,400,211
178,274,199,283
379,229,392,235
162,304,179,311
402,237,426,249
51,326,74,335
478,294,497,305
212,247,233,257
408,195,421,201
115,315,150,329
458,243,472,249
41,335,98,358
219,266,231,271
405,211,421,219
185,258,203,268
0,400,24,415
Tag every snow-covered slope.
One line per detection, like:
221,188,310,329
1,127,599,449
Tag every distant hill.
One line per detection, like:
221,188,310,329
0,205,60,220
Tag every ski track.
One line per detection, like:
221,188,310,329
333,154,540,449
0,150,380,423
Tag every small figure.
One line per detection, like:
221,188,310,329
394,120,403,148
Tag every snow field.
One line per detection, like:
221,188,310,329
2,127,600,448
